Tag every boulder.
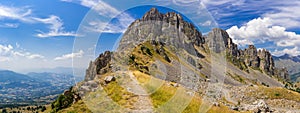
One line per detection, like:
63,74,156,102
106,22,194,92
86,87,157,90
104,76,116,84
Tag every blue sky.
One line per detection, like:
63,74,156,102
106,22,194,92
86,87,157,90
0,0,300,74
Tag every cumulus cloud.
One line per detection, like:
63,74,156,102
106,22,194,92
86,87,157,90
54,50,84,61
226,17,300,56
226,17,300,47
0,44,45,62
273,47,300,56
0,44,13,61
202,0,300,30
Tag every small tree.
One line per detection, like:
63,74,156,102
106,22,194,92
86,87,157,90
296,88,300,93
41,106,46,112
2,109,7,113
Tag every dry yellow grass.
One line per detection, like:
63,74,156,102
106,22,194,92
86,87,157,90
246,86,300,102
149,83,177,108
102,81,138,108
182,94,202,113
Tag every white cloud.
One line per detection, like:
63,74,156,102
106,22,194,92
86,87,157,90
61,0,135,33
0,23,19,28
202,0,244,6
33,15,78,38
0,44,45,62
86,13,135,33
273,47,300,56
61,0,120,18
226,17,300,47
54,50,84,61
80,0,120,18
61,0,73,2
262,1,300,29
202,0,300,30
0,4,77,37
0,5,33,22
199,20,212,26
27,54,45,59
15,42,20,48
0,44,13,61
226,17,300,56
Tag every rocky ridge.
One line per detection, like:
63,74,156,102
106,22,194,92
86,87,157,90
51,8,298,113
85,51,112,81
207,28,289,80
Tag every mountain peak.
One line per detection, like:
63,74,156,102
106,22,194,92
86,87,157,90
282,53,291,57
274,53,300,63
149,7,159,14
142,8,163,21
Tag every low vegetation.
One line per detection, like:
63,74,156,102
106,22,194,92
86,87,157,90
102,81,138,108
149,84,177,108
50,87,76,113
246,86,300,102
1,105,46,113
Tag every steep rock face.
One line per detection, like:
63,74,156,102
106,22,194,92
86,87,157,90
274,67,290,81
85,8,288,82
258,49,275,75
129,8,205,49
207,28,239,55
206,28,227,53
85,51,111,81
244,45,260,68
241,45,276,76
226,36,239,57
207,28,287,79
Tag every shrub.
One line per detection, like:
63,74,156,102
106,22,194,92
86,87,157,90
51,87,75,112
296,88,300,93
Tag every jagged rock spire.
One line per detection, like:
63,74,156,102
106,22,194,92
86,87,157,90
142,8,163,21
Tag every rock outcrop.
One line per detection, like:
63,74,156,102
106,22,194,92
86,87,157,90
207,28,288,80
85,51,112,81
126,8,205,51
242,100,271,113
142,8,204,45
258,49,275,75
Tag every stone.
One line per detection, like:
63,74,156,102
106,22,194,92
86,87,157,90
104,76,116,84
213,102,220,107
85,51,112,81
231,106,239,111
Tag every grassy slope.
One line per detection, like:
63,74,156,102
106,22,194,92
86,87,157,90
246,86,300,102
51,41,300,113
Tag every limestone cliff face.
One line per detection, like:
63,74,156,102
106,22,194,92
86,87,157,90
125,8,205,50
84,8,289,82
258,49,275,75
141,8,204,45
84,51,111,81
206,28,288,80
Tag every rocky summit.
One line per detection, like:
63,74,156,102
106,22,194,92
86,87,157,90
49,8,300,113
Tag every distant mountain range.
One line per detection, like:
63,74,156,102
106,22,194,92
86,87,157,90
273,54,300,62
20,67,86,78
273,54,300,82
0,70,82,108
